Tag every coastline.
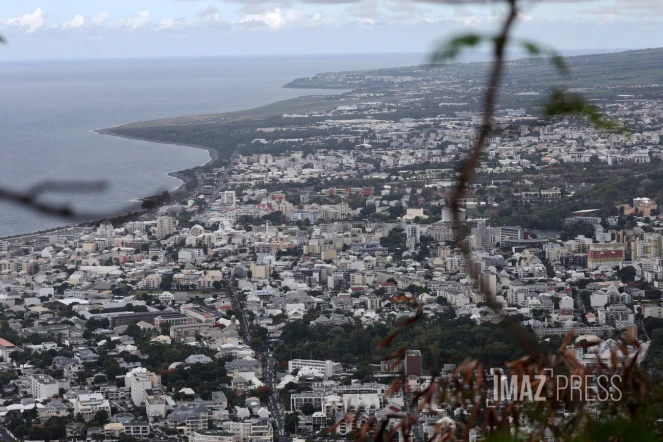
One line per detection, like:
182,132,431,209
90,90,349,205
94,128,217,198
2,88,346,240
0,129,217,240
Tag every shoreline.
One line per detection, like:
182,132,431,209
93,128,218,198
0,129,217,241
3,87,346,240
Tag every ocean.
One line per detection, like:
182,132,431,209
0,53,425,238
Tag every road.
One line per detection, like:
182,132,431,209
0,428,14,442
228,279,289,442
227,279,251,343
267,353,290,442
202,146,291,441
402,383,423,442
201,145,241,205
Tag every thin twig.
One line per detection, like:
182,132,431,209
0,180,110,219
449,0,519,314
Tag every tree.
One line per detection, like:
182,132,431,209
91,409,109,426
616,265,637,283
256,386,272,402
300,402,316,416
284,413,299,433
160,273,174,290
125,322,142,339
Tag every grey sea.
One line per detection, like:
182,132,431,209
0,54,424,238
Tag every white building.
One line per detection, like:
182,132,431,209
71,393,112,421
192,430,236,442
221,191,236,208
125,367,161,406
30,374,62,400
287,359,342,377
156,216,176,240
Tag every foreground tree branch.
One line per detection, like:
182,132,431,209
0,180,107,219
449,0,519,313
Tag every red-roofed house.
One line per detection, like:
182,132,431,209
0,338,15,361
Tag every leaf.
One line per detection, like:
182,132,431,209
558,328,575,352
551,54,569,76
521,41,541,56
542,88,627,132
430,34,483,64
519,39,569,76
0,35,5,44
375,333,399,351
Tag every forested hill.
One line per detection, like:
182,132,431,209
284,47,663,91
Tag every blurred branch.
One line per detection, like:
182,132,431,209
543,87,627,132
0,180,108,219
518,39,570,76
449,0,519,314
0,34,114,221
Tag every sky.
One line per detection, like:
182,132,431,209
0,0,661,60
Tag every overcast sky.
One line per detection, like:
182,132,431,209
0,0,660,60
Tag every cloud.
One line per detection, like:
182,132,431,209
237,7,305,30
194,6,230,28
579,0,663,22
346,0,382,19
158,17,179,30
518,11,532,21
1,8,45,33
454,14,481,25
58,14,86,30
92,12,110,26
118,10,151,30
220,0,361,5
615,0,663,8
411,0,597,3
300,0,362,3
198,6,221,17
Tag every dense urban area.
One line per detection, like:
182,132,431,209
3,48,663,442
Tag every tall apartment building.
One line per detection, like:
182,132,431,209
597,304,634,327
221,191,236,207
406,224,421,243
156,216,176,240
479,271,497,298
587,243,625,269
30,374,62,400
251,264,270,279
404,350,422,377
125,367,161,406
125,221,147,235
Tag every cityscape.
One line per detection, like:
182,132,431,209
2,2,663,442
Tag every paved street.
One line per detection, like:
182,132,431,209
267,354,289,442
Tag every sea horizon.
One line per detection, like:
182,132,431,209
0,47,635,63
0,53,426,238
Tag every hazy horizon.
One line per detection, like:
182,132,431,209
0,47,641,63
1,1,661,60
